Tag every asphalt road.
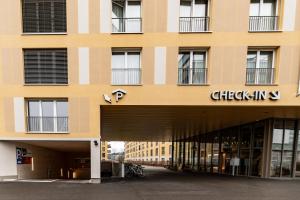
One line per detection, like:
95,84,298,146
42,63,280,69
0,166,300,200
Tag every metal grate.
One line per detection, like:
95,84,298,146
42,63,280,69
111,68,142,85
246,68,275,85
178,68,207,85
22,0,67,33
249,16,278,32
27,116,68,133
179,17,210,32
24,49,68,84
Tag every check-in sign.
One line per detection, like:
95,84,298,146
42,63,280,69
211,91,280,101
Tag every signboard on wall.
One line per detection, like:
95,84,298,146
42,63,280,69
211,90,280,101
16,147,32,164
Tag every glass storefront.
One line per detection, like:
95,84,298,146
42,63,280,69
172,119,299,178
199,139,206,171
296,130,300,177
239,126,251,176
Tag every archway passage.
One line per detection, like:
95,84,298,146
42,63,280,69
101,105,300,178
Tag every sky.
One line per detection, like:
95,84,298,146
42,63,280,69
109,141,125,153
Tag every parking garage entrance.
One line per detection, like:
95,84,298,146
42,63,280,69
0,141,92,181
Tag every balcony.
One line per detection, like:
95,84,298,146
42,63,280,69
246,68,275,85
112,18,142,33
249,16,279,32
112,68,142,85
27,116,68,133
179,17,209,32
178,68,207,85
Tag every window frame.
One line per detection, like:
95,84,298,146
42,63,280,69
246,48,276,85
247,49,275,69
112,0,142,33
111,49,142,85
26,99,68,133
178,49,208,85
180,0,210,17
249,0,278,17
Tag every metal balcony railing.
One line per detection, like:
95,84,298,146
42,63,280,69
112,68,142,85
246,68,275,85
27,116,68,133
249,16,278,31
112,18,142,33
179,17,210,32
178,68,207,85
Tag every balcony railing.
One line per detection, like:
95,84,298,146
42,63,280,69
112,68,142,85
112,18,142,33
178,68,207,85
249,16,278,31
246,68,275,85
27,116,68,133
179,17,209,32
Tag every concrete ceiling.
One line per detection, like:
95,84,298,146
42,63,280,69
101,105,300,141
17,141,90,153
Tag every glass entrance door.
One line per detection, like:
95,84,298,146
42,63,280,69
296,130,300,177
250,124,264,177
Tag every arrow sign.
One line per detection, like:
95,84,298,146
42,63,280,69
103,94,112,104
269,91,280,101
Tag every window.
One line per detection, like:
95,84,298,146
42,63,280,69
27,99,68,133
249,0,278,31
155,148,158,156
178,50,207,85
161,147,165,156
112,0,142,33
270,120,296,177
246,49,275,85
22,0,67,33
150,150,153,156
179,0,209,32
111,49,141,85
24,49,68,84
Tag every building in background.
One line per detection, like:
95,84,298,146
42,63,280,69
109,152,125,162
125,142,172,165
101,142,111,160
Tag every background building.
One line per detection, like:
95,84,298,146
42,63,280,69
101,142,111,161
125,142,172,165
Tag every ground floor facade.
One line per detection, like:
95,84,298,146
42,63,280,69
172,118,300,178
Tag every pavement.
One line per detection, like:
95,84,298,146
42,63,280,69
0,166,300,200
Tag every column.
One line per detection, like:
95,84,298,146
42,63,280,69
90,139,101,183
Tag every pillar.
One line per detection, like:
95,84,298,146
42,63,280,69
90,139,101,183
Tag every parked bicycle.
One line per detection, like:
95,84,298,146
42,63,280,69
124,163,144,178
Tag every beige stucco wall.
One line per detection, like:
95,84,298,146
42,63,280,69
0,0,299,141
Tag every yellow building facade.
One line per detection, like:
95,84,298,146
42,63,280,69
125,142,172,164
0,0,299,182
